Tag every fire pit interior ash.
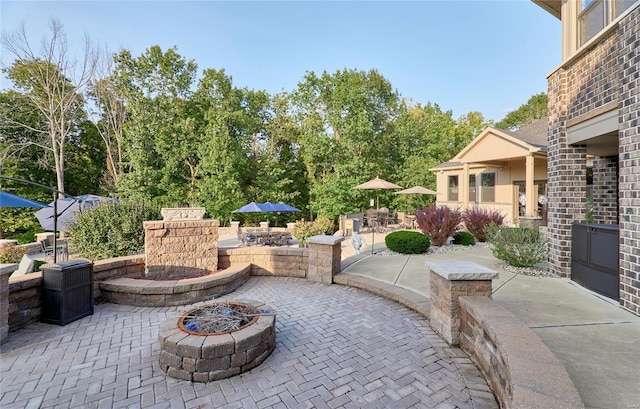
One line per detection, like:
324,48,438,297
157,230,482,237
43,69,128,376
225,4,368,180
179,302,260,335
159,300,276,382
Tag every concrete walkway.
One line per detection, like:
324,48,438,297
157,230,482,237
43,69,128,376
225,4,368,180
339,245,640,409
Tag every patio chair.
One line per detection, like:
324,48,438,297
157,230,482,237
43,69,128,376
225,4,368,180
41,240,55,260
40,236,68,261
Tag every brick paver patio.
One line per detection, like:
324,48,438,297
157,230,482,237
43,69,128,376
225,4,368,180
1,277,497,408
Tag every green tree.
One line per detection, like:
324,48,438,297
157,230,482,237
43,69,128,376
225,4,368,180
112,45,198,203
0,90,55,240
387,101,459,209
194,69,247,222
293,69,400,219
495,93,548,131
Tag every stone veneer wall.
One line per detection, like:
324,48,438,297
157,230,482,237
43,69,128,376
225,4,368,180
459,296,583,409
6,255,144,332
1,267,13,344
547,6,640,314
218,247,307,278
144,220,219,279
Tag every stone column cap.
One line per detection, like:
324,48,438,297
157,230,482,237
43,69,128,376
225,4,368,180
306,235,345,245
426,260,498,280
0,263,18,276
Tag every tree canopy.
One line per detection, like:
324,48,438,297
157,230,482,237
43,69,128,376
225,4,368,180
495,93,548,131
2,21,541,237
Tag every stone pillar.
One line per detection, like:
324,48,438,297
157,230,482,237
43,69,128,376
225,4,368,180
230,221,240,235
306,235,344,284
144,219,219,280
259,221,270,231
286,222,297,232
0,263,17,344
428,261,498,346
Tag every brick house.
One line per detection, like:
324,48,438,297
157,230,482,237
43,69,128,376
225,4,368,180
533,0,639,314
430,118,548,227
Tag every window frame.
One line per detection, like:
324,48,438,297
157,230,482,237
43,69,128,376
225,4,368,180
578,0,636,46
480,172,496,203
469,174,477,203
447,175,459,202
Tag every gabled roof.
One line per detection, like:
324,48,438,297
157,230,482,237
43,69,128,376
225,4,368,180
431,117,548,170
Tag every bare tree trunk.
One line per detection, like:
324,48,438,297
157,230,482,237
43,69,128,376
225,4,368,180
2,18,100,194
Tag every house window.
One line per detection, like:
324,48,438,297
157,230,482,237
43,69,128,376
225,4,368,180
480,172,495,203
469,174,477,203
579,0,636,46
448,175,459,202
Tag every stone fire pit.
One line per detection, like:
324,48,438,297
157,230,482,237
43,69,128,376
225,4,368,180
158,300,276,382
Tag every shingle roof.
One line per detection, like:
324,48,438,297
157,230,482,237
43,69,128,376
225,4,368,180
501,117,548,150
430,161,462,170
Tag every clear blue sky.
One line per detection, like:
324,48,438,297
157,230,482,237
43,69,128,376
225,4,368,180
1,1,560,122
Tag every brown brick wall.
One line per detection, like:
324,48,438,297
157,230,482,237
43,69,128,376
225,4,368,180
547,65,588,276
547,7,640,313
592,156,619,224
617,7,640,314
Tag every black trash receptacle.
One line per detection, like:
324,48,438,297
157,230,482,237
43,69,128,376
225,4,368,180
41,259,94,325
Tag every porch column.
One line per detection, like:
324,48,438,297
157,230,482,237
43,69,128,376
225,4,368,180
460,163,470,210
525,154,536,217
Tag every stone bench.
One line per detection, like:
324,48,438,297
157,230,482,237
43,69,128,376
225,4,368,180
99,263,251,306
460,296,584,409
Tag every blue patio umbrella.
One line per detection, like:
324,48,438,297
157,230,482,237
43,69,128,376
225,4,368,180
274,202,301,212
232,202,268,213
232,201,301,213
0,190,48,208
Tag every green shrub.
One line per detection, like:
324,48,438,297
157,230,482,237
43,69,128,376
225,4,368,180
453,231,476,246
487,226,547,267
385,230,430,254
0,244,27,263
415,205,462,247
462,208,505,242
67,201,161,260
291,217,335,247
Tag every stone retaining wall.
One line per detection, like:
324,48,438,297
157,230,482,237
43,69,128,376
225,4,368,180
218,246,307,278
459,296,583,409
7,255,144,331
99,263,251,307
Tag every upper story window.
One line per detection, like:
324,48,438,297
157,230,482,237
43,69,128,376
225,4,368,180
578,0,636,46
448,175,459,202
